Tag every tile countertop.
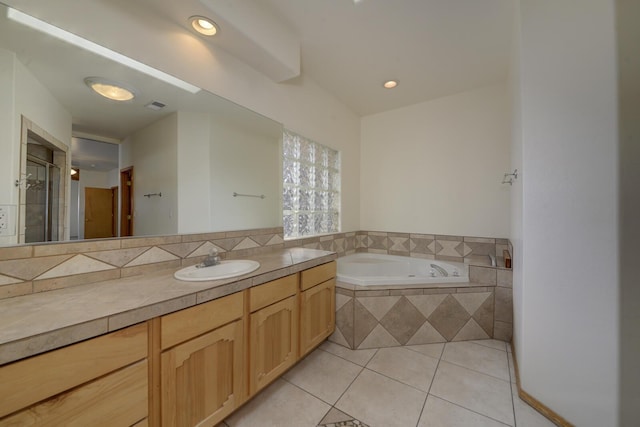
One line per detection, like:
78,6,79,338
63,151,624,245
0,248,336,366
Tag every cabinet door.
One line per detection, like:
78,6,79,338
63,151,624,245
249,296,298,394
300,278,336,356
161,319,243,427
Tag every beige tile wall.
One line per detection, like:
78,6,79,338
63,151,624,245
0,225,513,334
0,227,285,300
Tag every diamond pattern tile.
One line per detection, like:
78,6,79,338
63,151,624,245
455,242,472,257
160,242,202,258
357,296,400,321
380,297,426,345
336,299,355,348
353,299,379,348
37,254,115,279
0,274,22,286
452,319,491,341
87,247,147,267
453,292,492,316
406,294,448,318
406,321,447,345
367,235,388,250
473,295,495,337
357,324,401,349
389,237,410,252
410,237,435,254
428,295,471,341
124,247,179,267
233,237,260,251
436,240,461,257
0,255,72,281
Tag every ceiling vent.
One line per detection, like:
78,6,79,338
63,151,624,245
145,101,166,111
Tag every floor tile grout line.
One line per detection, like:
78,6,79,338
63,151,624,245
403,343,446,360
414,342,445,426
317,345,377,367
328,348,379,426
428,394,515,427
467,340,508,352
361,365,431,395
438,357,511,383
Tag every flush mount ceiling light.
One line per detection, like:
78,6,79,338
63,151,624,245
383,80,398,89
7,7,201,94
189,15,218,36
84,77,137,101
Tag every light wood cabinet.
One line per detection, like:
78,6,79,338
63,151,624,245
159,293,244,427
161,319,243,427
0,259,337,427
300,278,336,357
299,261,337,357
0,323,148,426
248,275,299,395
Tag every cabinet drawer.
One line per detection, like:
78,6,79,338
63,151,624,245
2,360,148,426
249,274,297,312
300,261,336,291
0,323,147,419
161,292,243,350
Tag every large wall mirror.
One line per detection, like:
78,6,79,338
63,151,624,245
0,3,283,247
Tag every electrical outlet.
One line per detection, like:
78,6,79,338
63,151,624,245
0,205,16,236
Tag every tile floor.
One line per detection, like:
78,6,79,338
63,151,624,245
221,339,556,427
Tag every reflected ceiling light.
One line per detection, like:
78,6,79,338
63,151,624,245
85,77,136,101
6,7,201,94
189,15,218,36
383,80,398,89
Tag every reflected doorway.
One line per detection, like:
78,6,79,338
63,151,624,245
24,153,61,243
84,187,116,239
120,167,133,237
19,117,68,244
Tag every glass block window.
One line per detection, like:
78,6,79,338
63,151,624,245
283,130,340,238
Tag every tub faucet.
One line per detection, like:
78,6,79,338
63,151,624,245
197,249,221,268
430,264,448,277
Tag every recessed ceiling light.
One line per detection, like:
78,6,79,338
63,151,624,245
190,15,218,36
383,80,398,89
85,77,137,101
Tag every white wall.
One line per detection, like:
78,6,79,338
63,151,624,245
4,0,361,233
208,117,281,231
616,0,640,423
512,1,619,425
176,112,211,234
0,49,16,213
0,49,72,245
360,84,510,237
129,114,178,236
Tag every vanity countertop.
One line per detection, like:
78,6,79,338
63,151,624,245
0,247,336,365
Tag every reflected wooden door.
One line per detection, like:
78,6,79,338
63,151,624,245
120,167,133,237
85,187,114,239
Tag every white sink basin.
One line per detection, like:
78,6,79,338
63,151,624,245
174,260,260,282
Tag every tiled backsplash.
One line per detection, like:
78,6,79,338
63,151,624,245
0,228,285,300
0,228,512,304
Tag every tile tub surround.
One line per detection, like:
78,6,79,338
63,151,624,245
331,264,513,349
0,247,336,365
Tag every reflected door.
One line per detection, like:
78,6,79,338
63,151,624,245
85,187,115,239
25,157,61,243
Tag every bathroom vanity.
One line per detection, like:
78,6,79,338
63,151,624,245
0,249,336,426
